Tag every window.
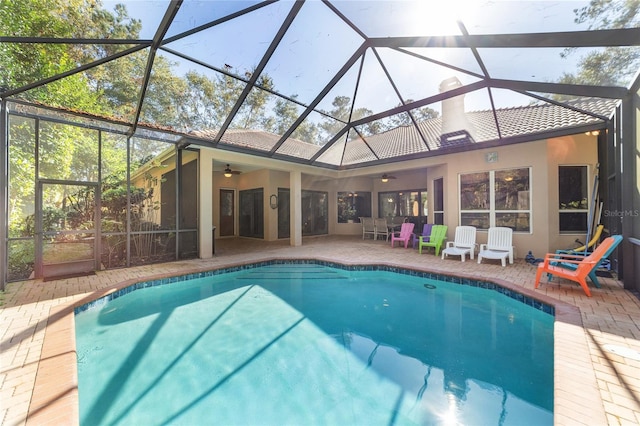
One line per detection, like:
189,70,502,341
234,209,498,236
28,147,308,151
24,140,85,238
378,189,428,229
559,166,588,233
460,172,490,229
303,190,328,235
276,189,328,236
495,168,530,232
459,168,531,232
337,192,371,223
433,178,444,225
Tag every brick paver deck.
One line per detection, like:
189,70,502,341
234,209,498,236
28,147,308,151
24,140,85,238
2,236,639,425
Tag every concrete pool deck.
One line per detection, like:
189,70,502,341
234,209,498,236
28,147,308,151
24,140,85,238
1,235,639,425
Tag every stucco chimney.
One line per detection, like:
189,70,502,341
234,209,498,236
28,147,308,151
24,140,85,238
439,77,476,145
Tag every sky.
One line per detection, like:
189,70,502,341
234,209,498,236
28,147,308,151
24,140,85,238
100,0,595,114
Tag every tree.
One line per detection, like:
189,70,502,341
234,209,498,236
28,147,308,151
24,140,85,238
181,71,222,130
139,57,190,128
0,0,140,113
383,101,439,128
263,96,300,135
291,118,320,145
236,74,275,129
7,117,36,238
410,105,440,122
558,0,640,87
318,96,355,141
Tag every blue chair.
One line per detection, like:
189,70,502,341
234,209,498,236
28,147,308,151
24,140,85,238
548,235,622,288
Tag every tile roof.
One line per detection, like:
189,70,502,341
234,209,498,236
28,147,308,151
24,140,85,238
190,97,618,167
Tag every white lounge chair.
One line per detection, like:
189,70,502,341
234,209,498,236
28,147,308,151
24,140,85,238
441,226,477,262
477,227,514,266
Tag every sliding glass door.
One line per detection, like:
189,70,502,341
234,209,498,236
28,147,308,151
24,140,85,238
239,188,264,238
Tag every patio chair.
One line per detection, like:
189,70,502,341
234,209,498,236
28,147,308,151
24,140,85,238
360,217,376,240
417,223,433,243
391,216,406,228
477,227,514,266
535,236,619,297
418,224,447,255
390,222,415,248
441,226,477,262
548,234,622,288
374,218,390,240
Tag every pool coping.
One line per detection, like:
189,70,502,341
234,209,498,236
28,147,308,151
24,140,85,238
27,257,604,425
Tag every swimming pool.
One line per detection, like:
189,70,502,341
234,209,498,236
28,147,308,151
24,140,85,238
75,261,554,425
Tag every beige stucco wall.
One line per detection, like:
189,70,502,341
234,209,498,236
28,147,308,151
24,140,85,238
420,135,598,258
267,170,291,240
202,132,599,255
426,141,550,258
296,174,371,236
546,135,599,250
130,149,199,228
212,168,272,239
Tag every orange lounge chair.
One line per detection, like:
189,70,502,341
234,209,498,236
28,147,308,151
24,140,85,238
548,234,622,288
534,236,618,297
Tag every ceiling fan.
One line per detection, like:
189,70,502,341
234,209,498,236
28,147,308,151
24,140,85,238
380,173,397,182
223,164,242,177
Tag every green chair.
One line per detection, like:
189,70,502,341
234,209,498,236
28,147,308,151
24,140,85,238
419,225,448,255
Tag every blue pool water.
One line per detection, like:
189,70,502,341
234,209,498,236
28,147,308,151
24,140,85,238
75,263,554,425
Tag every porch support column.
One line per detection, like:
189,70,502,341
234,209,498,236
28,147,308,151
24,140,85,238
290,170,302,246
199,149,214,258
0,100,7,291
620,90,639,289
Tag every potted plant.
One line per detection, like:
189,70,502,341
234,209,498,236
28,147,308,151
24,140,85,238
340,206,357,223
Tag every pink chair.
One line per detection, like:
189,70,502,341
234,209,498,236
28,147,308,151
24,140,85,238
390,222,415,248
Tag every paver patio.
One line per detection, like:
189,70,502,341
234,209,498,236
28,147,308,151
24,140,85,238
1,236,639,425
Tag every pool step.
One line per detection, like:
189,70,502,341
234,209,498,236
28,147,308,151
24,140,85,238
237,265,347,280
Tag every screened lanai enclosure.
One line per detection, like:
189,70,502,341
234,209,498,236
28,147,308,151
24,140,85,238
1,0,639,291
